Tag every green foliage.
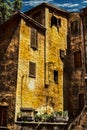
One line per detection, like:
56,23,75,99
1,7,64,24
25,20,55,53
13,0,22,12
0,0,12,23
0,0,22,24
35,113,51,122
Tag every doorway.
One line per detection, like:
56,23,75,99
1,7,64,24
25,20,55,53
0,106,8,126
79,94,84,111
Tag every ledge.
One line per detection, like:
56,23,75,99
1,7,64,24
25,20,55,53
15,121,67,125
14,121,68,130
0,126,9,130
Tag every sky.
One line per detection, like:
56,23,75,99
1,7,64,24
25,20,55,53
21,0,87,12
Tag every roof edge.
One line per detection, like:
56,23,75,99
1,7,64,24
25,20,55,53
19,12,46,32
25,2,69,15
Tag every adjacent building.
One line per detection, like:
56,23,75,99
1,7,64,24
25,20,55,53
65,12,85,116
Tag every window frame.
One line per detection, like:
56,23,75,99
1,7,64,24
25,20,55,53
74,50,82,68
51,15,61,27
29,61,36,78
0,106,8,127
54,70,58,84
31,28,38,50
71,20,80,36
60,49,65,60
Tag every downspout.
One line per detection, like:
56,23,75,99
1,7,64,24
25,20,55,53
44,7,47,89
44,33,46,88
44,8,48,114
81,15,87,106
21,75,24,109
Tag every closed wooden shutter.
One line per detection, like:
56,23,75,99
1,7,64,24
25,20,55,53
60,49,65,60
74,51,82,68
0,106,8,126
54,70,58,84
71,21,80,36
79,94,84,111
29,62,36,78
72,86,78,97
31,28,38,50
57,18,61,27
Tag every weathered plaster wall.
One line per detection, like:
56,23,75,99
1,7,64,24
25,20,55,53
66,13,85,115
45,8,68,111
16,8,68,118
0,15,20,129
16,19,45,116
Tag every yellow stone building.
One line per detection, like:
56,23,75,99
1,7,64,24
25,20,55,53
15,3,69,119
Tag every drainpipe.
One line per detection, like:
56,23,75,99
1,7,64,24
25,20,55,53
81,13,87,106
21,75,24,109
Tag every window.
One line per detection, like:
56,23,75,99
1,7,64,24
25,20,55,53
31,28,38,50
0,106,8,126
54,70,58,84
58,18,61,27
72,86,78,97
29,62,36,78
60,49,65,60
74,51,82,68
84,16,87,29
51,16,61,27
71,21,80,36
79,94,84,111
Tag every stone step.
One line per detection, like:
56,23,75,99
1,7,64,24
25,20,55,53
0,126,9,130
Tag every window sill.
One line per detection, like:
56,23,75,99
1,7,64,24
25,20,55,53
15,121,68,125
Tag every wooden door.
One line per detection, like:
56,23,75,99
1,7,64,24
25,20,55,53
79,94,84,111
0,106,8,126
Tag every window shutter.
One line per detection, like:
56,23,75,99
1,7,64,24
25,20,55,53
0,106,8,126
51,16,61,28
60,49,65,60
29,62,36,78
31,28,38,50
51,16,57,27
57,18,61,27
71,21,80,36
79,94,84,110
54,70,58,84
72,86,78,97
74,51,82,68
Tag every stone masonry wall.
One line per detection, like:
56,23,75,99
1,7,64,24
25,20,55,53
0,15,20,129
